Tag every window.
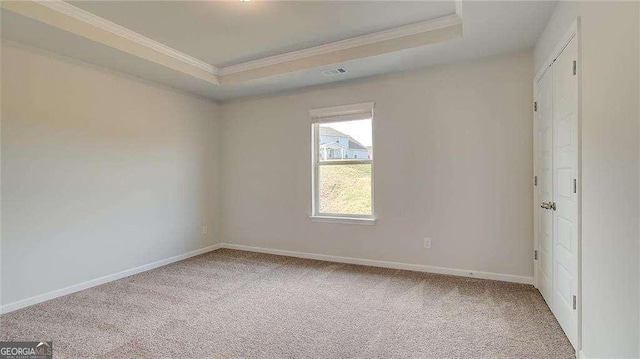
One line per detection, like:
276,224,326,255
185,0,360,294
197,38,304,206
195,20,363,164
310,102,374,223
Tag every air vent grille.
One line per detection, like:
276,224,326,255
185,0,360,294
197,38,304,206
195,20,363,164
322,68,347,77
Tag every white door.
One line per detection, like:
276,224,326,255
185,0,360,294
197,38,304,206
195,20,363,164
535,67,554,308
552,35,579,348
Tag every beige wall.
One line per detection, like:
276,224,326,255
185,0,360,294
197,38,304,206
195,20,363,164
534,2,640,357
2,4,638,353
220,51,534,279
1,43,221,305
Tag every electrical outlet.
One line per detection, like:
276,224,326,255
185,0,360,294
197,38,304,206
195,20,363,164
423,237,432,249
201,226,208,235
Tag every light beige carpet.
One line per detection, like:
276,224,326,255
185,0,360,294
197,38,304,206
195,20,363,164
1,249,574,358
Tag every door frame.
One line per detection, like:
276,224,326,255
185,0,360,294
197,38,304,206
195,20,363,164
533,17,582,352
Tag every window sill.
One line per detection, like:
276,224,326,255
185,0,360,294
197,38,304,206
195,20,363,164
309,215,376,225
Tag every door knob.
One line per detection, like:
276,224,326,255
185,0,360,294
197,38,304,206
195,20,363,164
540,202,557,210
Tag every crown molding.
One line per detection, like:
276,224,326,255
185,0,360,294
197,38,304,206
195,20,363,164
218,14,462,76
3,0,464,86
455,0,464,20
1,0,220,84
36,0,218,75
218,19,462,84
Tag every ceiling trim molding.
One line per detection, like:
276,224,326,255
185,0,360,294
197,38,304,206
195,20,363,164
218,14,462,76
1,0,220,84
218,19,462,84
34,0,218,75
455,0,464,20
3,0,464,85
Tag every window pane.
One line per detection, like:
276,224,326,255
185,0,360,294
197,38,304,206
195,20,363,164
319,164,372,215
319,119,372,162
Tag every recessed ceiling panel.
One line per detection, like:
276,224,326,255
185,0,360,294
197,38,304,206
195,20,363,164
69,1,457,67
2,1,558,101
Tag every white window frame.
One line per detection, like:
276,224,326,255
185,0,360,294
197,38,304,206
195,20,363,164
310,102,375,225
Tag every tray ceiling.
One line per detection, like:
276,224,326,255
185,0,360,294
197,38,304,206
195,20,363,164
1,1,558,101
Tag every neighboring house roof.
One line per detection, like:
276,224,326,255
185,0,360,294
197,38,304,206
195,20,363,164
319,126,368,151
319,126,348,138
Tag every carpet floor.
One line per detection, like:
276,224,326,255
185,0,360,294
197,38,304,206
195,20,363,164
1,249,574,358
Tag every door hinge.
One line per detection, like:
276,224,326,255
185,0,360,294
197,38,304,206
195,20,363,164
534,176,538,186
572,295,577,310
573,60,577,76
573,178,577,193
534,101,538,112
534,250,538,261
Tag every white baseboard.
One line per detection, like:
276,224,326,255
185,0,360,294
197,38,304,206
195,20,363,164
221,243,534,285
1,243,223,314
1,242,534,314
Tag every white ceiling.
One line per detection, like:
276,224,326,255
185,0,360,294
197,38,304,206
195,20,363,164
1,1,557,101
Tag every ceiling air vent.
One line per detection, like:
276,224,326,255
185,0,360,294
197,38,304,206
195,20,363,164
322,68,348,77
